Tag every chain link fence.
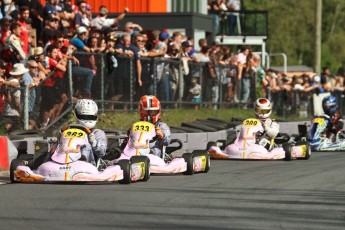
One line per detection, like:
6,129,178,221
2,52,344,133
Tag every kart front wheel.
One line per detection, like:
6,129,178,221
295,141,311,160
182,153,194,175
118,160,131,184
10,159,24,183
283,143,292,161
130,156,150,182
192,150,210,173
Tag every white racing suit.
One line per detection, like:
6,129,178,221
150,121,171,158
81,128,107,166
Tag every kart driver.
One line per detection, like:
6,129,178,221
254,98,280,148
71,99,107,165
138,95,171,158
309,95,344,149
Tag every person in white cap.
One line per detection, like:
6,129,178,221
1,63,28,131
70,26,92,52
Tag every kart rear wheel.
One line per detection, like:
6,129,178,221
192,150,210,173
296,141,311,160
10,159,24,183
283,143,292,161
118,160,131,184
182,153,194,175
206,141,217,151
131,156,150,182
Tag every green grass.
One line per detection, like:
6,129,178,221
96,108,304,130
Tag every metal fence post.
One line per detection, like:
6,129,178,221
100,54,105,112
178,61,184,108
23,85,29,130
68,60,73,103
129,57,134,111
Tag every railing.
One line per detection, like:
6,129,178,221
3,52,344,134
218,10,268,37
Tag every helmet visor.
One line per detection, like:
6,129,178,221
148,110,159,116
257,109,271,115
76,113,98,121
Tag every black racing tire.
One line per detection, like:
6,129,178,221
295,141,311,160
130,156,150,182
182,153,194,175
283,143,292,161
118,160,131,184
192,150,210,173
10,159,24,183
206,141,217,151
181,122,217,132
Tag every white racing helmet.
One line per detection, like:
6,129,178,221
74,99,98,129
254,98,272,120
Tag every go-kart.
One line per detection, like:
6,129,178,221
10,125,149,184
297,116,345,151
113,121,210,175
207,118,310,160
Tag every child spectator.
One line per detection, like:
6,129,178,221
188,77,201,109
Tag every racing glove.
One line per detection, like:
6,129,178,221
155,127,165,139
265,119,280,138
88,133,98,148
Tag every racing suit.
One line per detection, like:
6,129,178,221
256,118,280,149
150,120,171,158
82,128,107,166
309,112,344,150
54,127,107,166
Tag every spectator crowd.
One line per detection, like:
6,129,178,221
0,0,344,133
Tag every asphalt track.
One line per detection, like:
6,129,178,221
0,151,344,230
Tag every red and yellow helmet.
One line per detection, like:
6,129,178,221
254,98,272,120
139,95,161,124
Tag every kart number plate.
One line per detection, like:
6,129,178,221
63,128,86,138
313,118,324,124
243,119,260,127
132,122,154,132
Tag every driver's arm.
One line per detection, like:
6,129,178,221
156,122,171,146
91,129,107,158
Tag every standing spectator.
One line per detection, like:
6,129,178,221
56,0,75,35
2,0,16,18
43,0,57,21
21,60,45,129
180,40,200,101
40,44,67,128
237,54,254,109
103,34,122,109
74,0,91,28
187,76,201,109
70,26,91,52
225,54,238,103
15,0,44,43
227,0,241,35
320,66,334,92
4,22,27,66
237,46,249,65
1,63,28,131
113,33,134,109
124,21,143,38
17,5,31,55
41,13,59,45
91,5,128,30
208,0,221,36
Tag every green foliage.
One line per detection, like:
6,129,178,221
244,0,345,72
